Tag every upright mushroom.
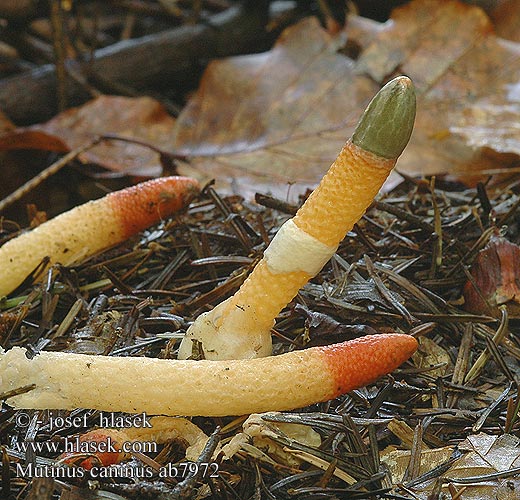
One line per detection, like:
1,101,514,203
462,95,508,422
178,76,416,361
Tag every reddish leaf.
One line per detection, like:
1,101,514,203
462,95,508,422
0,109,14,134
490,0,520,42
0,130,68,153
464,235,520,316
0,96,178,177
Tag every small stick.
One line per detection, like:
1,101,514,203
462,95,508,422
170,426,221,498
49,0,67,112
0,138,101,213
254,192,298,216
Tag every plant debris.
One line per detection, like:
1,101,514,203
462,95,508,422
463,234,520,316
1,173,520,499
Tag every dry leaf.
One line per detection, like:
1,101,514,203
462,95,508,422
463,235,520,316
381,444,454,484
0,96,178,177
444,434,520,499
173,16,378,199
382,433,520,499
3,0,519,199
490,0,520,42
294,303,377,341
0,109,14,134
173,0,520,199
413,336,452,378
222,412,321,467
355,0,520,180
0,130,68,153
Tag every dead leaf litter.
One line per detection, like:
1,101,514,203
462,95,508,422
2,175,520,498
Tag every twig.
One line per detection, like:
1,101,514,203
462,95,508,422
0,138,101,213
0,3,272,123
166,426,221,499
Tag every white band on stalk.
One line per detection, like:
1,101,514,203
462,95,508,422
263,219,338,276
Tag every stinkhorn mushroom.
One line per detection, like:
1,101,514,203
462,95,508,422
0,176,200,298
178,76,416,360
0,77,419,418
0,334,417,416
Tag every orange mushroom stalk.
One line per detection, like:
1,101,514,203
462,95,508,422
178,76,416,360
0,176,200,297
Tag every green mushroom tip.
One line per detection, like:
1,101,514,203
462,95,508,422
351,76,416,160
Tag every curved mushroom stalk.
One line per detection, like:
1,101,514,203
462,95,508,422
179,76,416,361
0,176,200,298
0,334,417,416
58,417,210,469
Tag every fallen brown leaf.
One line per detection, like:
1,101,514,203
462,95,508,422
173,0,520,198
3,0,519,199
172,16,378,199
352,0,520,180
413,336,452,378
490,0,520,41
464,235,520,316
382,433,520,499
0,109,14,134
0,95,178,177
